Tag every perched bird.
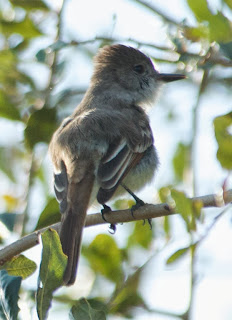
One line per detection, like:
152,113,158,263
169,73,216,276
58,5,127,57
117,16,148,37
49,44,185,285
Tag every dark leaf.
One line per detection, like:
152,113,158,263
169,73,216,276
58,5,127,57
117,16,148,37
24,107,57,149
9,0,49,10
0,270,22,320
70,298,106,320
0,213,18,231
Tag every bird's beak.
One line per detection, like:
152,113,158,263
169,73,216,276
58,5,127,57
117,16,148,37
157,73,186,82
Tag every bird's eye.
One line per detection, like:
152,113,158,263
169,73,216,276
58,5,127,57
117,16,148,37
133,64,144,74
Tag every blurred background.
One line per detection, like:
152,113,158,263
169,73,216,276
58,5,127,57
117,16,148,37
0,0,232,319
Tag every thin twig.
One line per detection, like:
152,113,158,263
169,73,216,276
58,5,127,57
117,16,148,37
0,190,231,265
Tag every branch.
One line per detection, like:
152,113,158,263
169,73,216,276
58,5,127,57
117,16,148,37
0,190,231,265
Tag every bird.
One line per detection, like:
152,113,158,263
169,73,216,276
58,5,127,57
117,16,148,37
49,44,185,285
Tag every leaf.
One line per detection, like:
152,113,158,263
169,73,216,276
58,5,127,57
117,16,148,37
24,107,57,149
224,0,232,10
220,42,232,59
82,234,123,283
187,0,232,42
184,25,209,42
127,221,153,249
171,189,196,231
172,143,191,181
214,112,232,169
0,213,18,231
36,49,47,63
36,229,67,320
166,247,190,265
35,198,60,230
70,298,106,320
110,267,147,317
1,16,42,39
0,89,21,120
0,255,36,279
0,270,22,320
9,0,49,10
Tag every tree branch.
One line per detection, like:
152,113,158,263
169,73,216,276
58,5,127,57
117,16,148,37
0,190,231,265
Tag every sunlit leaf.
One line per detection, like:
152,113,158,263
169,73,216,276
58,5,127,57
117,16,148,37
1,16,42,39
184,25,209,42
36,229,67,320
0,89,21,120
35,198,60,230
0,255,36,279
82,234,123,283
70,299,106,320
187,0,232,42
127,221,153,249
24,107,57,149
172,142,191,181
0,270,22,320
214,112,232,169
224,0,232,10
171,189,196,231
166,247,190,265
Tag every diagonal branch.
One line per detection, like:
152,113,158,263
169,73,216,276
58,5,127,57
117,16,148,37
0,190,231,265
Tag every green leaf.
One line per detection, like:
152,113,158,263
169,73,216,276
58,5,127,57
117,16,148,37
24,107,57,149
0,255,36,279
184,25,209,42
36,229,67,320
172,143,191,181
35,198,60,230
224,0,232,10
82,234,123,283
110,268,147,317
171,189,196,231
127,221,153,249
70,298,106,320
163,215,171,239
9,0,49,10
187,0,232,42
166,247,190,265
0,89,21,120
0,270,22,320
0,16,42,39
214,112,232,169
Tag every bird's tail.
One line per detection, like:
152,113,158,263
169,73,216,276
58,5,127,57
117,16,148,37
54,161,94,285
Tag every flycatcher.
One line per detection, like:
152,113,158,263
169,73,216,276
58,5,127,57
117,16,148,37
49,44,185,285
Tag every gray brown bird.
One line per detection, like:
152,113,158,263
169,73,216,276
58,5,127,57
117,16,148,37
49,44,185,285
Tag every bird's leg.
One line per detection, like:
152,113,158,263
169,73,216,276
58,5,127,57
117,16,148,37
101,204,117,234
121,182,152,229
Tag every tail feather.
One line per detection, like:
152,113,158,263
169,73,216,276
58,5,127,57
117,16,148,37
58,166,95,286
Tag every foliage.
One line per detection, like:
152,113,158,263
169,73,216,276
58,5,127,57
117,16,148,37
0,0,231,319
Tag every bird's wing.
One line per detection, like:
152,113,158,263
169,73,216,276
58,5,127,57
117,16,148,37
96,125,153,204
